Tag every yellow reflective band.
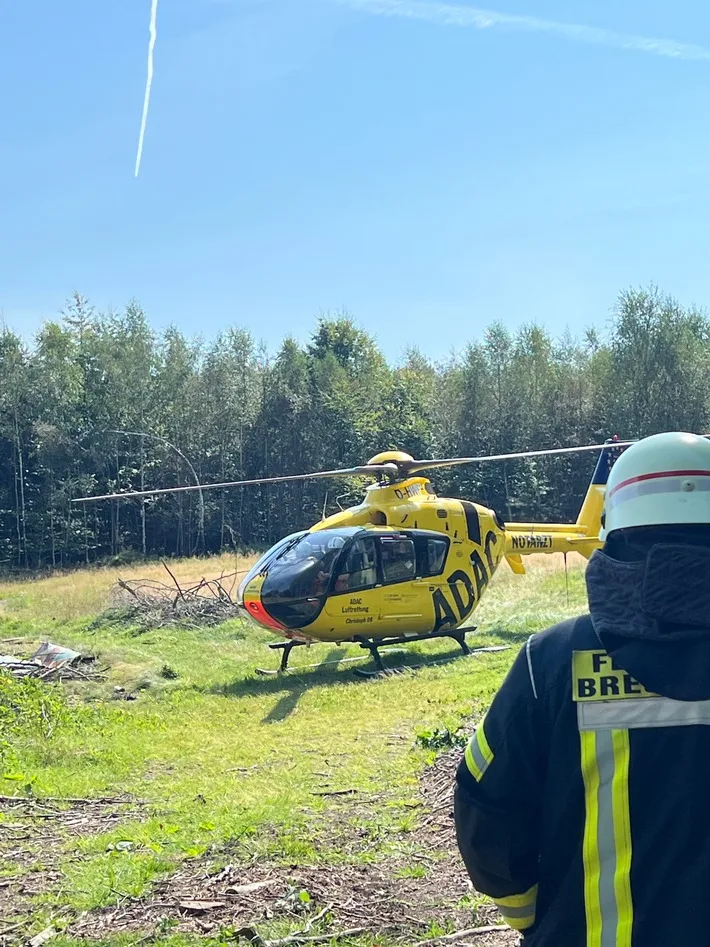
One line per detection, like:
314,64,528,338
477,722,494,766
464,741,482,780
495,910,535,931
580,728,634,947
495,884,538,909
464,719,494,782
581,730,603,947
611,730,633,947
495,885,537,932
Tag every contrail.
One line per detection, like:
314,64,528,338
339,0,710,61
135,0,159,178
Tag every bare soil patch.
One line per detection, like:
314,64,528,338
63,748,518,945
0,795,144,937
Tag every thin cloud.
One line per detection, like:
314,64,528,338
339,0,710,61
135,0,159,178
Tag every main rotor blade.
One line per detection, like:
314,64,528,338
72,463,398,503
405,440,634,474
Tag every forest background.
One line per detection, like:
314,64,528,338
2,285,707,571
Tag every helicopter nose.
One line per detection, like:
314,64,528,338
243,594,286,632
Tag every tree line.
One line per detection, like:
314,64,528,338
1,286,708,572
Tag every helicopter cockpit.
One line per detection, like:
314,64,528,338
237,526,449,631
237,527,361,628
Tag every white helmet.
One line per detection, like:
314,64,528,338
601,432,710,539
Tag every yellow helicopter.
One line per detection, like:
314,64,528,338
76,438,628,674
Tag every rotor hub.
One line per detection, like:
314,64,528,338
367,450,414,468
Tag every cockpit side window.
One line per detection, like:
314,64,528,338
424,537,448,576
333,536,378,593
380,536,416,584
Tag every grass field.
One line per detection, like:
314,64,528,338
0,552,589,947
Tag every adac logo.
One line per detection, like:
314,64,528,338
431,531,501,631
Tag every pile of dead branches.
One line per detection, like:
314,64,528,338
107,563,248,630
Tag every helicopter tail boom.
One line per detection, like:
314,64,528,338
503,438,629,563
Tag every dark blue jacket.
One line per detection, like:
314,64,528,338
454,543,710,946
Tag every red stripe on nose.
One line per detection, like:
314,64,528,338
245,598,286,631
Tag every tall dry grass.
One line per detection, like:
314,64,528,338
0,552,260,624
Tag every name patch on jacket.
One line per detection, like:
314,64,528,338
572,650,657,701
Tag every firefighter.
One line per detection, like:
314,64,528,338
453,431,710,946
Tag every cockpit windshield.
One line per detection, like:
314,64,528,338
240,528,359,628
236,531,306,606
280,531,345,570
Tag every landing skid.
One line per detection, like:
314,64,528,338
352,645,510,678
254,649,406,676
255,628,508,677
353,627,476,673
255,639,309,676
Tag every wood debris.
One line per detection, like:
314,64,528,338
106,562,248,629
178,900,226,914
227,881,275,895
416,925,509,945
28,928,56,947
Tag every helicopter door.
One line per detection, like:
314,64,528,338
377,535,426,631
324,535,380,629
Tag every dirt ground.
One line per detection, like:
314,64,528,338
1,748,519,946
0,795,148,939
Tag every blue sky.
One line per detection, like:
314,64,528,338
1,0,709,362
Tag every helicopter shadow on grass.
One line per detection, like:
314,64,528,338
484,626,536,646
203,642,476,724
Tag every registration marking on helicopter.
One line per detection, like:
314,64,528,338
510,534,554,550
394,483,424,500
